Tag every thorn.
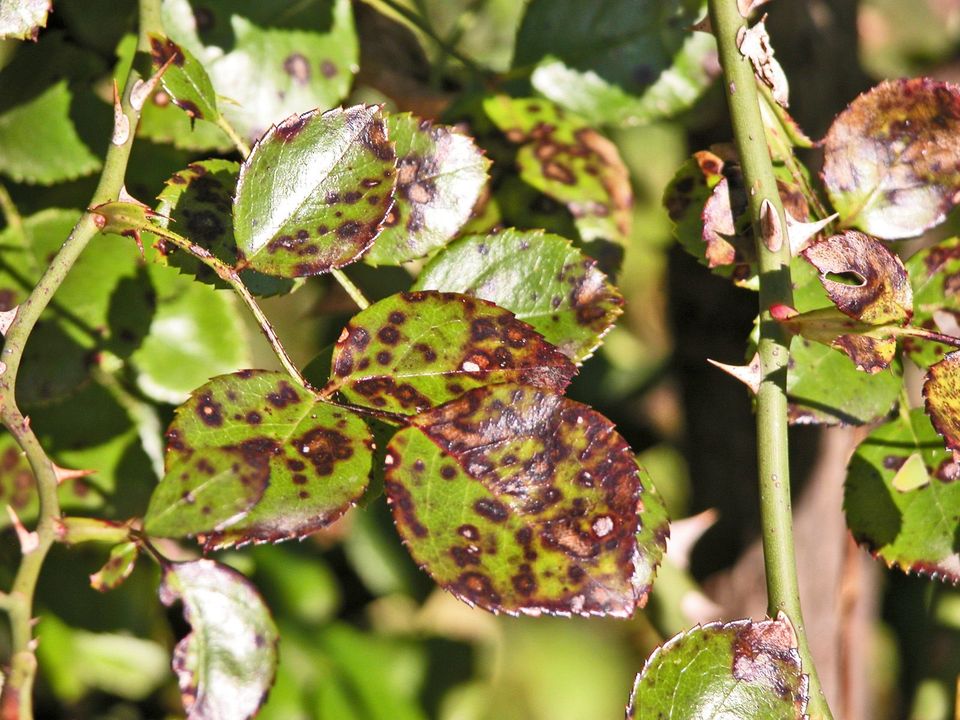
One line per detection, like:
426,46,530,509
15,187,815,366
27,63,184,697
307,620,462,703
666,509,719,570
118,185,147,206
0,306,17,336
27,638,38,652
760,198,782,253
111,80,130,146
786,211,836,255
52,463,96,485
690,15,713,33
6,506,39,554
130,54,176,112
708,353,762,394
738,0,771,17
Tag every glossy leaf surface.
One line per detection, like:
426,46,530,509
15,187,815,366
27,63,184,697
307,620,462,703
161,0,358,142
628,616,807,719
328,291,577,415
484,96,632,244
845,409,960,581
149,34,220,125
90,542,140,592
515,0,716,127
160,559,278,720
364,113,489,266
822,78,960,239
154,160,292,296
0,81,100,184
0,0,50,40
385,384,649,617
144,371,372,549
904,237,960,368
413,229,623,363
801,231,912,325
233,105,397,277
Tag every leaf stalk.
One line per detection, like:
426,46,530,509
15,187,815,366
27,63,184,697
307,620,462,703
707,1,834,717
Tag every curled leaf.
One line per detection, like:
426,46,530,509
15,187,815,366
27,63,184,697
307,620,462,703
364,113,490,266
737,16,789,107
327,291,576,415
233,105,397,277
412,228,623,363
775,306,899,373
924,351,960,454
385,384,649,617
90,542,139,592
822,78,960,239
144,370,373,549
628,614,807,719
801,230,912,325
160,560,278,720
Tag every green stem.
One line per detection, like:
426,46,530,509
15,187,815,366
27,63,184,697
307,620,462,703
331,268,370,310
896,325,960,350
150,225,311,389
707,2,834,718
377,0,483,75
0,4,162,716
217,115,251,158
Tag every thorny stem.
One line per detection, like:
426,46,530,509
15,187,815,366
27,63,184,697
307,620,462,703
707,2,834,718
149,225,311,390
0,3,162,717
331,268,371,310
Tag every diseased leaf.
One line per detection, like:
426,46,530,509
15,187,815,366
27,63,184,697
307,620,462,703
633,469,670,602
904,237,960,368
0,0,50,40
737,16,789,107
0,81,100,184
385,384,649,617
161,0,358,142
159,559,278,720
364,113,490,266
515,0,717,127
149,34,220,125
484,96,632,244
845,408,960,581
144,370,373,550
924,351,960,454
775,305,899,373
413,228,623,363
154,160,293,296
822,78,960,239
130,264,250,404
327,291,577,415
90,542,140,592
627,615,807,719
801,231,912,325
233,105,397,277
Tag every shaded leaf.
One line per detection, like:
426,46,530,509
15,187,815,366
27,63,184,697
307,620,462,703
627,615,807,719
154,160,293,296
327,291,576,415
385,383,649,617
90,541,140,592
149,34,220,125
0,0,50,40
633,468,670,602
802,230,912,324
159,559,278,720
759,87,812,163
144,370,373,550
904,237,960,368
0,81,100,184
233,105,397,277
130,264,249,404
924,351,960,454
845,408,960,581
161,0,358,142
515,0,717,127
364,113,490,266
413,228,623,363
822,78,960,239
484,96,632,244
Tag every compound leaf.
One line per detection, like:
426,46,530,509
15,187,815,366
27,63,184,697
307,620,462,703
159,559,278,720
845,408,960,581
0,80,100,185
385,384,651,617
822,78,960,239
144,371,373,550
233,105,397,277
627,615,807,719
0,0,50,40
484,96,632,244
327,291,576,415
515,0,716,127
413,228,623,363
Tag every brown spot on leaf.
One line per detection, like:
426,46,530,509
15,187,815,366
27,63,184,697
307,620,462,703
283,53,311,85
195,392,224,427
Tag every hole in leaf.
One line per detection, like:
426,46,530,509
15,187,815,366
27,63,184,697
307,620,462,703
825,270,865,287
